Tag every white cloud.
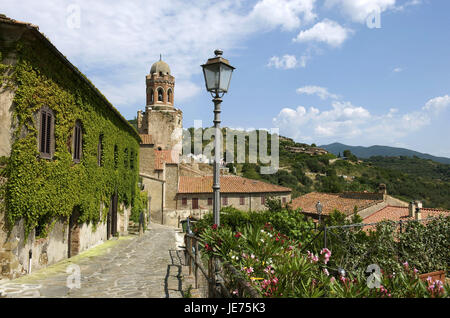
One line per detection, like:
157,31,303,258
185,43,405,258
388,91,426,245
296,85,340,100
267,55,302,70
1,0,319,117
422,95,450,114
249,0,317,31
293,19,353,47
393,67,403,73
324,0,396,23
273,94,450,144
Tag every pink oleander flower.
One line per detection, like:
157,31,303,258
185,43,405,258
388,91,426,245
234,232,242,238
330,277,336,283
413,268,418,274
402,261,409,268
288,245,294,251
232,289,238,295
272,277,279,284
250,253,255,259
323,268,330,276
247,267,254,274
211,224,218,230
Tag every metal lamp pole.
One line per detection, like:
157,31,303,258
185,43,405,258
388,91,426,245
201,49,235,228
212,93,222,226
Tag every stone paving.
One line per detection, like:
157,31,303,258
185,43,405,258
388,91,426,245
0,223,192,298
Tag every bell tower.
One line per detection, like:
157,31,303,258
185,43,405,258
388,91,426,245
146,56,175,110
137,57,182,152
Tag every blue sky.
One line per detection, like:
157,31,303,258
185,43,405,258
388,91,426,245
3,0,450,157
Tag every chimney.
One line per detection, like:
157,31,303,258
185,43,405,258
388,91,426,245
408,201,415,218
414,201,422,221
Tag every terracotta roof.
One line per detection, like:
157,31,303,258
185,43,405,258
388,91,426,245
363,206,449,224
154,149,179,170
178,175,292,194
139,134,154,145
290,192,383,216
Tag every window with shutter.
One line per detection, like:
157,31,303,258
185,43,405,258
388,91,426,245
182,197,187,206
222,196,228,206
38,107,54,159
97,134,104,166
192,198,199,209
114,145,118,169
124,148,129,168
207,198,213,206
73,121,82,163
240,196,245,205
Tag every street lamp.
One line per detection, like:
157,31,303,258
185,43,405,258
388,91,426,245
316,201,323,226
201,49,235,227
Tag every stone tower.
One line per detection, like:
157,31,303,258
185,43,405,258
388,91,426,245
137,58,183,151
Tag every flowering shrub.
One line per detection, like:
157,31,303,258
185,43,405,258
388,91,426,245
199,223,450,298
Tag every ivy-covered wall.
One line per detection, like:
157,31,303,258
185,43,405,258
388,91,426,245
0,31,141,239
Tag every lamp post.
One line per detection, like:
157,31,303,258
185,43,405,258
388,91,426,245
316,200,323,226
201,49,235,227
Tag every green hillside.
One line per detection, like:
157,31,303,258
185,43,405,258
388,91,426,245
184,128,450,210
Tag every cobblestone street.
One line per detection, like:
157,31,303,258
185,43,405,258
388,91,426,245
0,223,191,298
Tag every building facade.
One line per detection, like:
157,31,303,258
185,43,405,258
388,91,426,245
0,15,140,280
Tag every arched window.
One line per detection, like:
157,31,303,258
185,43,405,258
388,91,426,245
157,88,163,102
73,120,83,163
38,107,54,159
167,89,172,103
149,88,154,103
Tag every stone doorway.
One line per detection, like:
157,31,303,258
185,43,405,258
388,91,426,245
68,206,80,258
107,193,118,239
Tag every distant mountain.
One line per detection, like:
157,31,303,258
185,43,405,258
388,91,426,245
320,142,450,165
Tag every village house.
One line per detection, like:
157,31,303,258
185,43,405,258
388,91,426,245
0,15,140,280
290,183,448,224
136,59,292,227
289,184,407,221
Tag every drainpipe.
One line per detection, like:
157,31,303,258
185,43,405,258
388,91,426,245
28,249,32,274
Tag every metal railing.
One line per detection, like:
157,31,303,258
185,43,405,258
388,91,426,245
184,231,261,298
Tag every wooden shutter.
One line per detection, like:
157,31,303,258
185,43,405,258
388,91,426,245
39,108,53,159
208,198,213,206
73,122,82,162
182,197,187,206
192,198,199,209
240,196,245,205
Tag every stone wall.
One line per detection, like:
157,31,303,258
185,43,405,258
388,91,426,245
164,164,179,210
176,192,292,212
0,53,17,158
146,109,182,151
141,175,164,224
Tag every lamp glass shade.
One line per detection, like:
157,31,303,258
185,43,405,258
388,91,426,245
218,63,234,93
202,63,220,92
202,60,234,94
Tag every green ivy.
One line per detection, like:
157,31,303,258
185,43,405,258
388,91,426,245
1,39,141,238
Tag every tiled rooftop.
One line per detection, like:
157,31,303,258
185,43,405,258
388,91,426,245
139,134,153,145
290,192,383,216
363,206,449,224
178,175,292,194
154,149,178,170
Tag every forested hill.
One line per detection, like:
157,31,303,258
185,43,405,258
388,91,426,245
321,142,450,165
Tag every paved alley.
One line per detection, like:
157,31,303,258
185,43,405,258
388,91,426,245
0,223,189,298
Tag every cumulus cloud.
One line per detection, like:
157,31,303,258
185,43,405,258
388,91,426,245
267,54,303,69
422,95,450,114
296,85,340,100
1,0,319,118
293,19,353,47
249,0,317,31
324,0,396,23
273,94,450,144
